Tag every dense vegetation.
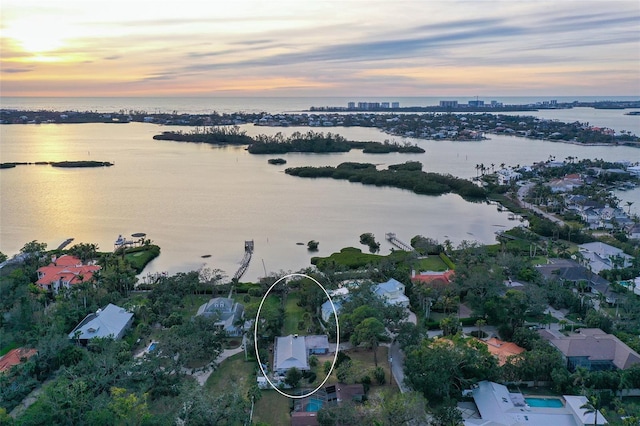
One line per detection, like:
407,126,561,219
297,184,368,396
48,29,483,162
285,161,486,198
152,125,253,145
153,127,425,154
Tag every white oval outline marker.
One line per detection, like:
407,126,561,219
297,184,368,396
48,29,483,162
254,273,340,399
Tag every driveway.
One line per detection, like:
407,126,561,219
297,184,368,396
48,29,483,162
389,340,411,393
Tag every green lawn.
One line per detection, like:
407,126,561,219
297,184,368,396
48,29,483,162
205,353,256,396
414,256,448,272
253,390,291,426
179,294,212,320
283,293,308,335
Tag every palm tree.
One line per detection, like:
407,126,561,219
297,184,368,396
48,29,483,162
626,201,634,215
580,394,601,426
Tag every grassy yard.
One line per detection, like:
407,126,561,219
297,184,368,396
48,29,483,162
414,256,448,272
179,294,212,320
253,390,292,426
205,353,256,396
283,293,309,335
320,346,398,396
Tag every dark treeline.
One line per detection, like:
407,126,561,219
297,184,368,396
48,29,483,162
154,127,425,154
1,161,113,169
152,125,254,145
285,161,486,198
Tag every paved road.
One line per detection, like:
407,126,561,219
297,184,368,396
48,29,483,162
517,182,567,226
389,340,410,393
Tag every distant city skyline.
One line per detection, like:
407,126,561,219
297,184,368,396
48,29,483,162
1,0,639,97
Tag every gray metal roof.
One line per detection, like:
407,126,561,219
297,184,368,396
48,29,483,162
68,303,133,340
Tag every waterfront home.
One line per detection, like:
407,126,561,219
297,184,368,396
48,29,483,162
373,278,410,308
68,303,134,345
411,269,455,287
539,328,640,372
36,254,101,293
496,168,522,185
196,297,244,336
320,287,349,323
465,380,608,425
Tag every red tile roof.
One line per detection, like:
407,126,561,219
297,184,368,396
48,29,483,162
36,255,100,290
411,269,455,285
0,348,37,373
480,338,525,366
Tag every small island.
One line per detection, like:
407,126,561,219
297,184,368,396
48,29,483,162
1,161,113,169
154,127,425,154
268,158,287,165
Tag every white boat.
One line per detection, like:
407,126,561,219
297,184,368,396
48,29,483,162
115,234,126,246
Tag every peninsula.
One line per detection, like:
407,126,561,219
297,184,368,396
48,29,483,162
2,105,638,146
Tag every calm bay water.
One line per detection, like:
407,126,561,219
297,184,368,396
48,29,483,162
1,97,639,281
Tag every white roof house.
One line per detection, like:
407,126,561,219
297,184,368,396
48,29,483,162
497,169,522,186
274,334,309,375
68,303,134,344
374,278,409,307
464,381,607,426
578,242,634,273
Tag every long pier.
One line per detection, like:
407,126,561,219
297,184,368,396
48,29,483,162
385,233,414,252
233,240,254,282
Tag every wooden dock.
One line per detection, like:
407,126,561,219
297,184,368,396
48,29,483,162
232,240,254,281
385,233,414,252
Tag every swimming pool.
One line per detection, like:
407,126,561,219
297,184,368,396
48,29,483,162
525,397,564,408
148,342,157,352
305,398,324,412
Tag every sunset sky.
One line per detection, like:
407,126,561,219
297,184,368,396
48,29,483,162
1,0,639,97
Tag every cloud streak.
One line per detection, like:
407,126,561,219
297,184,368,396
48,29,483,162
1,0,638,96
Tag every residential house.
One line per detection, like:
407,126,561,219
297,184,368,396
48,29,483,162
305,335,330,355
535,258,613,302
196,297,244,336
546,174,584,193
274,334,332,375
321,287,349,323
274,334,310,375
36,254,101,293
373,278,410,308
628,223,640,240
480,338,525,366
539,328,640,372
68,303,134,345
627,165,640,177
291,384,365,426
496,169,522,186
465,380,608,426
411,269,455,287
578,242,633,273
0,348,37,374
